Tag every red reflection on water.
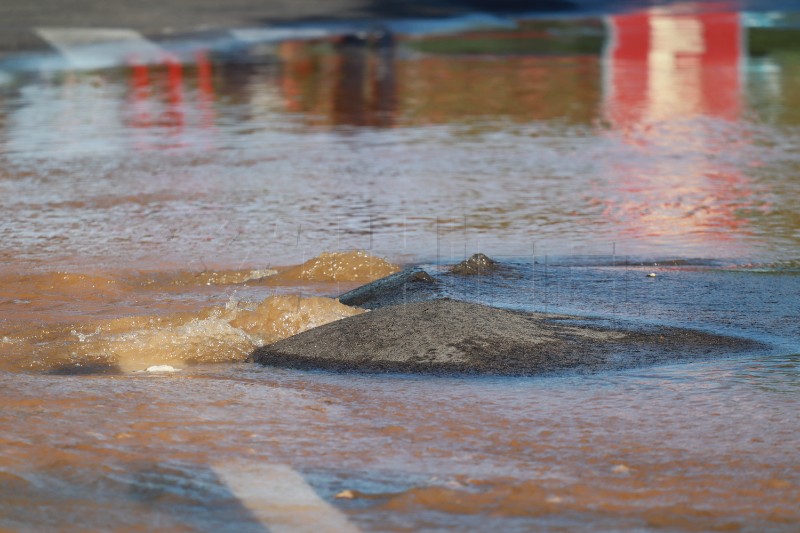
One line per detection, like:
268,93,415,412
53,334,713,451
125,52,217,152
195,50,217,147
164,54,185,148
600,11,754,253
128,60,154,151
607,12,741,126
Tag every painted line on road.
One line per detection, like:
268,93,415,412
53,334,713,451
35,27,163,69
213,461,361,533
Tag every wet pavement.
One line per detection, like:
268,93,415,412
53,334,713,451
1,2,800,531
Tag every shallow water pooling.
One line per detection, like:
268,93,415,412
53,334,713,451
1,256,798,531
1,350,798,531
1,3,800,531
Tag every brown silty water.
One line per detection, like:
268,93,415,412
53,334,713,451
1,10,799,532
0,251,393,374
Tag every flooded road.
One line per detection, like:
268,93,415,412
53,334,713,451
3,14,800,270
1,5,799,532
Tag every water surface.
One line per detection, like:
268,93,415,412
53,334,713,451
1,5,799,531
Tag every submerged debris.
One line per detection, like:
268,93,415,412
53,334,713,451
338,268,438,309
450,253,499,275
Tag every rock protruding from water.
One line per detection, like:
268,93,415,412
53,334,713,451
338,268,439,310
250,299,760,376
450,253,498,275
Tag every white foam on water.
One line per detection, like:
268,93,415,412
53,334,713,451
4,290,365,373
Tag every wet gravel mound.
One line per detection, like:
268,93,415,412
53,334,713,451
450,253,500,275
250,299,763,376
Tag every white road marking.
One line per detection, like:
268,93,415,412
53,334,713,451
213,461,361,533
35,27,163,69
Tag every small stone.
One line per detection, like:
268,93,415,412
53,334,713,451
450,253,498,275
335,489,356,499
146,365,180,373
545,495,563,504
611,464,631,474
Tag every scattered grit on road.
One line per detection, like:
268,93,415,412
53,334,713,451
252,257,764,376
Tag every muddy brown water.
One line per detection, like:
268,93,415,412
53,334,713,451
1,7,800,532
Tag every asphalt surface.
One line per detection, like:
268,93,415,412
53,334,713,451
0,0,573,56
